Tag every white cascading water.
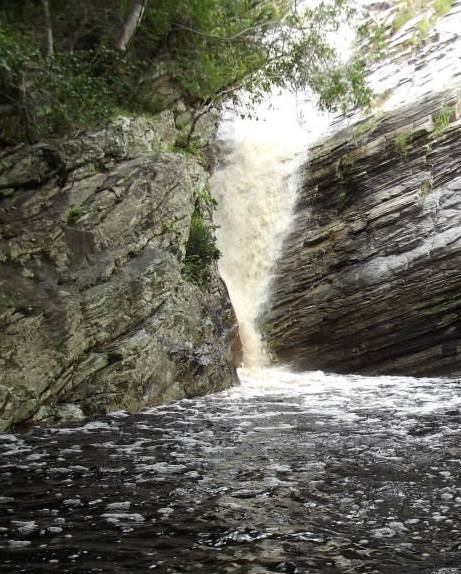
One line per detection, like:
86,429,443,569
211,0,461,373
210,3,355,371
211,131,300,367
210,93,331,369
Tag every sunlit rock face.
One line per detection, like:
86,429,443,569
0,113,238,431
265,88,461,376
362,0,461,111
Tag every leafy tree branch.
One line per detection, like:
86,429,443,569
0,0,371,144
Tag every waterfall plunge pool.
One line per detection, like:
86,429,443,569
1,368,461,574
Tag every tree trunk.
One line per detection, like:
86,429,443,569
42,0,54,57
116,0,148,52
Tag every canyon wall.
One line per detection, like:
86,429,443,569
266,89,461,376
265,1,461,377
0,113,238,431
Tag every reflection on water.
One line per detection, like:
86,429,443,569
1,368,461,573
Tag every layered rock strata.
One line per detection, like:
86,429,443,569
0,113,238,431
265,90,461,376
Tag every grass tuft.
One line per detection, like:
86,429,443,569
433,104,455,136
433,0,453,16
393,131,411,156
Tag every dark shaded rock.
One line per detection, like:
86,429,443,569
265,89,461,377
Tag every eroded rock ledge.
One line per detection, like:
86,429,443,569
265,90,461,377
0,113,238,431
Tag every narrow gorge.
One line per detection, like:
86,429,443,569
1,1,461,573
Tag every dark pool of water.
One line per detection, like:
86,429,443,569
1,369,461,573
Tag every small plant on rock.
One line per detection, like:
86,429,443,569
66,205,83,224
196,187,218,212
359,22,388,63
393,131,411,156
433,104,455,136
341,153,356,168
183,212,220,286
352,111,384,146
393,0,427,32
420,178,433,198
433,0,453,16
183,187,220,287
415,17,433,44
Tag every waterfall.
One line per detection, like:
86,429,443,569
210,95,331,369
211,137,301,368
207,4,360,370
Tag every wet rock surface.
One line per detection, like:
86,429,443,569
266,89,461,376
1,369,461,573
265,1,461,377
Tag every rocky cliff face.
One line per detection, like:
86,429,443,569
264,1,461,377
265,89,461,376
0,112,238,431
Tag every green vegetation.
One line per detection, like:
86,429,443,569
359,22,388,63
420,178,433,198
395,0,452,45
161,221,178,234
433,0,453,16
196,186,218,211
336,153,357,193
0,31,117,142
433,104,455,136
372,89,393,108
369,23,388,61
183,186,220,286
416,16,432,40
410,11,445,46
340,153,356,168
0,0,371,145
65,205,84,224
393,131,411,156
173,135,208,163
183,212,220,286
352,111,384,145
393,0,427,32
359,0,450,63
